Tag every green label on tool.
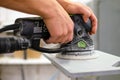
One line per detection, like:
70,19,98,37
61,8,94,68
77,41,86,48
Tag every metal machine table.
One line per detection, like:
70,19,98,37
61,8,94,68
44,50,120,80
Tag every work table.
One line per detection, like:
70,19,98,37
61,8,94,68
0,54,70,80
44,50,120,80
0,54,51,65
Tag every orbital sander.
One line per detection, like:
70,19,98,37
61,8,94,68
56,15,97,59
0,14,98,60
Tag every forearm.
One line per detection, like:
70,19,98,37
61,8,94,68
0,0,65,18
0,0,33,14
57,0,81,14
57,0,72,11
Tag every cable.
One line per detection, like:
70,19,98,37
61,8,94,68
32,46,65,53
32,46,91,53
0,23,20,33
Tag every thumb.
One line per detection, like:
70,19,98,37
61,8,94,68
83,15,89,23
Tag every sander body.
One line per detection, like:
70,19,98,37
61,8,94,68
0,14,97,59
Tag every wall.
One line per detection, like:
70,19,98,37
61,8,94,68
97,0,120,80
98,0,120,56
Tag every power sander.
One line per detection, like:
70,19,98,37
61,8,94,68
0,14,98,60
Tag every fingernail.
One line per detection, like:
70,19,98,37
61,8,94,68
84,18,88,23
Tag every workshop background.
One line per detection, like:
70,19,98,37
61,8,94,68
0,0,120,80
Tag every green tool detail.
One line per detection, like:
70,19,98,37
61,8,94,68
78,41,87,48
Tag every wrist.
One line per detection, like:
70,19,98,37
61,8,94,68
57,0,72,9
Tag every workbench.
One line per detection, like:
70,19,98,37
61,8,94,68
44,50,120,80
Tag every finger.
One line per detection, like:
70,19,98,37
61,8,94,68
60,31,73,44
86,8,98,34
64,22,74,43
57,18,74,44
65,30,73,43
89,13,98,34
58,27,73,44
59,28,69,44
80,7,91,22
46,36,63,44
45,26,68,44
45,28,63,44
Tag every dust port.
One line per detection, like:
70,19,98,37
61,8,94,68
112,61,120,67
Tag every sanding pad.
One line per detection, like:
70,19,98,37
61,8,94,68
56,50,99,60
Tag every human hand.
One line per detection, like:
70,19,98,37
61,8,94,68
43,3,74,44
22,0,74,44
43,9,74,44
0,0,74,44
57,0,98,35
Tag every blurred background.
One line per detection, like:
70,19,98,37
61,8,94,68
0,0,120,80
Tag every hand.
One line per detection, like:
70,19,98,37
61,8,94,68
0,0,74,44
57,0,98,34
43,8,74,44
